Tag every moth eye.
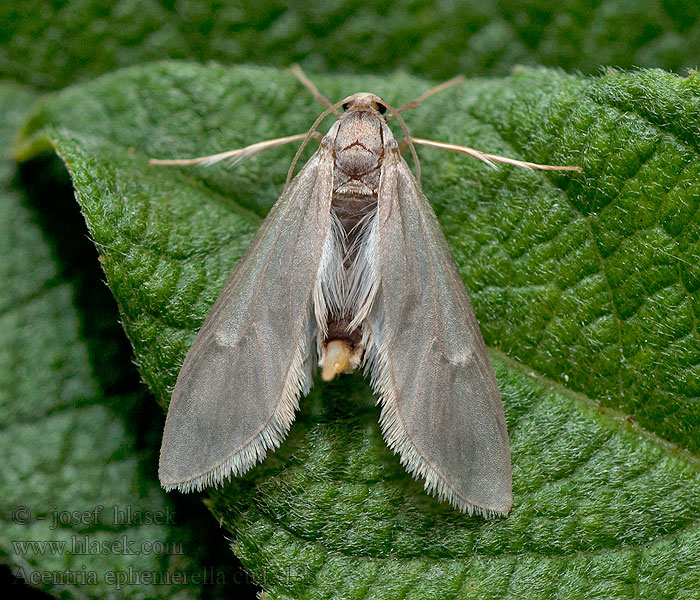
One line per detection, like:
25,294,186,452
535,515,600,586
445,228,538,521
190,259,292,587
376,102,387,114
342,102,350,111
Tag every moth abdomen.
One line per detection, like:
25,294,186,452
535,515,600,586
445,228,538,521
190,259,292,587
331,195,377,235
325,316,362,345
319,316,363,382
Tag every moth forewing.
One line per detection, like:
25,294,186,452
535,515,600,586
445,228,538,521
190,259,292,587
363,149,512,516
158,144,335,492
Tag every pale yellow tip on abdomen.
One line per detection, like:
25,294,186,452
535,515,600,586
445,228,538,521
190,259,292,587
321,340,354,382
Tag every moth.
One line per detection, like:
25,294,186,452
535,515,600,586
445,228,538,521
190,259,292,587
153,67,581,517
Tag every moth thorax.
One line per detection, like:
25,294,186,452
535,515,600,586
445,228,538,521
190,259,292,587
332,111,385,203
335,112,384,166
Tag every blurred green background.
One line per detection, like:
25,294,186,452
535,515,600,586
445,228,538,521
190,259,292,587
2,0,699,91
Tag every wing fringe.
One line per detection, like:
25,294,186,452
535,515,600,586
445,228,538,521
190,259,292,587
163,306,315,493
363,299,507,518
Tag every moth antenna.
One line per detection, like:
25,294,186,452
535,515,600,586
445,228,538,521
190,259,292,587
149,133,315,167
383,101,422,188
411,137,583,173
394,75,466,114
291,64,340,116
285,99,347,192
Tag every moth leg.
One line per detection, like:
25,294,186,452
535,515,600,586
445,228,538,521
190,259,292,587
291,64,341,117
410,137,583,173
394,76,466,114
149,132,322,167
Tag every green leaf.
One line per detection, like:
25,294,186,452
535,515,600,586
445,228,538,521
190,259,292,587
2,0,700,90
14,63,700,598
0,82,241,598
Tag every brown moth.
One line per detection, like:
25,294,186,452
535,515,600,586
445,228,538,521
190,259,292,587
153,68,581,517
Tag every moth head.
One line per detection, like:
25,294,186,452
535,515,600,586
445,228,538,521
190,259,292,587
341,93,388,117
